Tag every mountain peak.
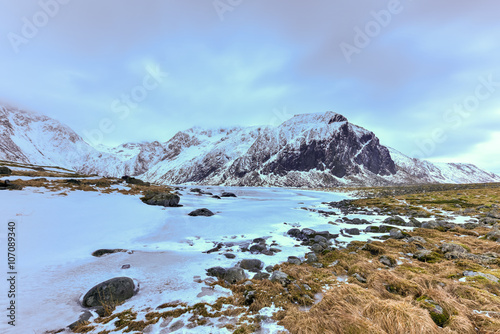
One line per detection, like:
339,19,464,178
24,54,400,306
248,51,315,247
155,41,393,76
287,111,348,126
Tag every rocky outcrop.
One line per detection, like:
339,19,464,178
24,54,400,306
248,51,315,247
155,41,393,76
82,277,136,308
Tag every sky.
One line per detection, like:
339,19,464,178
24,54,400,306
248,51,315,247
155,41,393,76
0,0,499,173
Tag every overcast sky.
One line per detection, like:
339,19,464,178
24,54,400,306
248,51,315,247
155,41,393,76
1,0,499,173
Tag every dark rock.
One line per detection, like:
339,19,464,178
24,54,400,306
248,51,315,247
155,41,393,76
122,176,149,186
121,264,131,270
212,195,221,199
142,191,180,207
270,271,290,286
253,237,266,244
301,228,317,238
224,267,246,284
345,228,360,235
306,253,318,263
0,166,12,175
244,290,256,305
190,188,202,193
287,228,301,238
221,192,237,198
253,272,270,280
83,277,136,308
379,255,397,267
223,253,236,259
92,249,126,257
0,180,23,190
249,244,267,254
269,247,281,253
383,216,406,226
68,311,93,331
66,178,81,185
265,265,274,273
188,208,215,217
239,259,264,272
389,229,405,240
206,266,226,279
311,244,324,253
204,243,223,254
287,256,302,265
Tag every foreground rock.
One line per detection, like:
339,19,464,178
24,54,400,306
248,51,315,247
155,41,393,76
206,266,246,284
188,208,215,217
141,191,180,207
83,277,136,308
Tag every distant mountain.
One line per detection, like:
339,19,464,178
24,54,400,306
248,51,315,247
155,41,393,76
1,104,499,187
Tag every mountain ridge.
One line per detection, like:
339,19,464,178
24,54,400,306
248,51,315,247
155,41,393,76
1,104,499,187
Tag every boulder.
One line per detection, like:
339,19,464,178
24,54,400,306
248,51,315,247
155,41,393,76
389,229,405,240
82,277,136,308
270,271,290,286
379,255,397,267
221,192,237,198
122,176,149,186
253,272,270,280
239,259,264,272
142,191,180,207
223,253,236,259
440,243,467,254
0,166,12,175
287,256,302,265
224,267,246,284
188,208,215,217
345,228,360,235
206,266,226,279
383,216,406,226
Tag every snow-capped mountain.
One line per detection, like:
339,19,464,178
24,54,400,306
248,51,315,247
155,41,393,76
1,104,499,186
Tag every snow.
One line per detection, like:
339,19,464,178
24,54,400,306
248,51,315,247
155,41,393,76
0,186,353,333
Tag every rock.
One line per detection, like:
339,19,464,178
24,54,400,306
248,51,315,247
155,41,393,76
92,249,126,257
239,259,264,272
389,229,405,240
408,236,426,244
221,192,237,198
486,228,500,242
206,266,226,279
212,195,221,199
345,228,360,235
265,265,274,273
253,272,270,280
287,228,301,238
249,244,267,254
188,208,215,217
0,166,12,175
204,243,223,254
122,176,149,186
223,253,236,259
253,237,266,244
353,273,367,283
270,271,290,286
224,267,246,284
379,255,397,267
365,226,380,233
414,250,439,262
142,191,180,207
244,290,256,305
440,243,467,254
287,256,302,265
121,264,131,269
311,263,324,268
301,228,317,238
463,271,499,283
83,277,136,308
190,188,202,193
68,311,93,331
314,235,328,243
419,298,449,327
66,178,81,185
306,253,318,263
269,247,282,253
0,180,23,190
311,244,324,253
383,216,406,226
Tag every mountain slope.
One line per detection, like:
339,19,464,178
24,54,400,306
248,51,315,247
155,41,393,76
1,104,499,187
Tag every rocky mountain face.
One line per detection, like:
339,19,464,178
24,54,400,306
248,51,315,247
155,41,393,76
1,105,499,187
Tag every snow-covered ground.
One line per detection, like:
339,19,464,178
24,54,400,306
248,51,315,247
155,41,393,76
0,185,471,333
0,186,348,333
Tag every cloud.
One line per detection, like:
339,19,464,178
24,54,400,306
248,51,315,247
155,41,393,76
0,0,499,172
